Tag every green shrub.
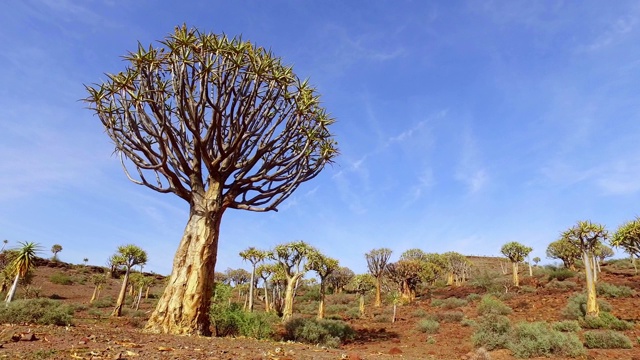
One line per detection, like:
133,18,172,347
471,271,502,292
547,268,575,281
412,309,428,318
417,319,440,334
552,320,581,332
581,312,634,331
477,295,512,316
596,282,635,298
429,311,464,323
461,318,476,327
49,272,74,285
299,287,321,302
432,297,468,309
561,294,612,320
0,299,74,326
518,285,536,294
344,307,361,320
284,318,355,348
466,293,481,302
545,279,578,291
90,296,114,309
471,314,511,350
507,321,585,358
584,330,633,349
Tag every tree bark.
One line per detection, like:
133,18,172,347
248,266,255,312
583,252,599,317
90,286,99,304
4,273,19,303
282,273,303,322
359,293,365,317
317,282,326,320
144,192,223,335
374,276,382,307
512,262,519,287
112,268,130,317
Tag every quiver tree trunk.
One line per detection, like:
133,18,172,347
374,277,382,307
145,196,222,335
359,292,365,317
317,282,326,320
112,268,130,317
282,274,303,322
512,262,519,287
583,251,599,317
4,274,19,303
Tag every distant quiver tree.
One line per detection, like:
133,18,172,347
84,25,337,335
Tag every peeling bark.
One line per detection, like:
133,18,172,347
144,192,222,335
584,252,599,317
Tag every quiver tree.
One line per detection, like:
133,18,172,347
4,242,40,303
546,239,581,271
500,241,532,287
307,253,338,319
269,241,318,321
50,244,62,261
562,220,608,317
84,25,337,336
350,274,375,317
90,274,107,304
327,266,354,294
256,263,275,312
443,251,471,286
239,247,266,312
111,244,148,317
612,217,640,274
386,259,426,303
365,248,392,307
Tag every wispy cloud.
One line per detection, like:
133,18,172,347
404,167,436,206
580,15,638,52
455,126,488,194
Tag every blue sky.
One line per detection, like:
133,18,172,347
2,1,640,275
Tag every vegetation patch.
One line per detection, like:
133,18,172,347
507,321,585,358
552,320,581,332
581,312,634,331
547,268,575,281
561,294,612,320
0,299,74,326
471,314,512,350
284,317,355,348
431,297,468,309
416,319,440,334
428,311,464,323
477,295,512,316
583,330,633,349
49,272,74,285
596,282,635,298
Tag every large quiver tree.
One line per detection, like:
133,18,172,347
84,25,337,335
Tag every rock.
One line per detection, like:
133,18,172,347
346,353,362,360
389,347,403,355
19,333,36,341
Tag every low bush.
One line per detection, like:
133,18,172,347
471,271,502,293
471,314,511,350
561,294,612,320
90,296,114,309
518,285,537,294
552,320,581,332
466,293,481,302
284,318,355,348
596,282,635,298
545,279,578,291
583,330,633,349
431,297,468,309
49,272,73,285
547,268,575,281
417,319,440,334
210,301,278,339
477,295,512,316
429,311,464,323
411,308,428,318
507,321,585,358
581,312,634,331
0,299,74,326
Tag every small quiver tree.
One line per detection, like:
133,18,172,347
612,217,640,275
365,248,392,307
111,244,148,317
500,241,532,287
84,25,338,335
546,239,581,271
255,263,275,312
50,244,62,261
562,220,607,317
239,247,266,312
269,241,318,321
350,274,375,318
5,242,40,303
327,266,354,294
307,253,338,319
90,274,107,304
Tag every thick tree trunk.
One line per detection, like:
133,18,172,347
135,286,143,310
317,282,326,320
282,274,302,322
359,293,365,317
512,262,519,287
4,274,19,303
112,268,130,317
583,252,599,317
144,194,223,335
374,276,382,307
